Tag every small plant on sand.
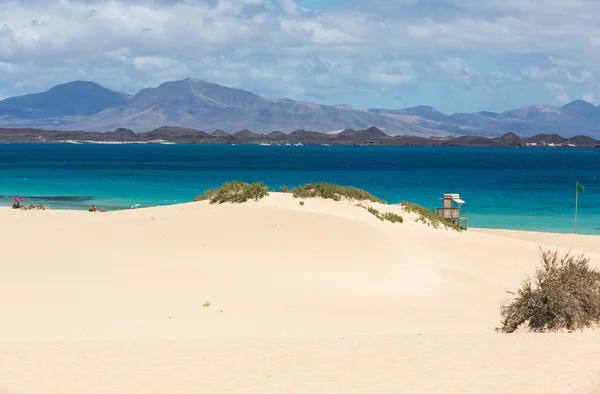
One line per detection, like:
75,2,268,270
367,206,384,221
291,182,386,203
381,212,403,223
497,248,600,333
401,201,461,231
279,185,289,193
203,301,211,308
299,201,305,206
365,206,403,223
194,181,269,204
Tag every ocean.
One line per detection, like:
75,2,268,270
0,144,598,234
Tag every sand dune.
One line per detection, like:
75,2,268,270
1,194,599,393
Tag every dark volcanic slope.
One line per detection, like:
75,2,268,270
0,128,598,147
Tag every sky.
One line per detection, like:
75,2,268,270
1,0,600,113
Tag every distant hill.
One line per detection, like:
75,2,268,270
1,127,598,148
2,78,600,138
0,81,130,118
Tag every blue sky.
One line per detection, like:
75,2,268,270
1,0,599,113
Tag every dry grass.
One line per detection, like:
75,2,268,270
401,201,461,231
367,207,384,221
194,188,217,202
381,212,403,223
290,182,386,204
497,248,600,333
194,181,269,204
195,181,403,222
366,206,403,224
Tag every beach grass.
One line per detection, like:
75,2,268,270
194,181,421,227
289,182,386,204
194,181,407,224
366,206,403,223
497,248,600,333
367,207,384,221
194,181,269,204
401,201,461,231
381,212,403,223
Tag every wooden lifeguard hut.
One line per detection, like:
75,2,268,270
436,193,468,230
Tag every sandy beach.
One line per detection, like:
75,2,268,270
1,193,599,394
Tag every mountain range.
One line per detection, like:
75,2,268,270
2,78,600,138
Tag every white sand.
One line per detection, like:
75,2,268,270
1,194,599,394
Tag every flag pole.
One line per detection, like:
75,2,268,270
575,181,579,234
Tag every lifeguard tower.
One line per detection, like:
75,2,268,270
436,193,468,230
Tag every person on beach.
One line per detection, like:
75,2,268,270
89,205,97,212
12,201,21,209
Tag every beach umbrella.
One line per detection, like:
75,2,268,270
13,197,23,201
130,204,140,209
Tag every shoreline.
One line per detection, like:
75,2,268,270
1,127,600,147
471,228,600,253
1,140,599,148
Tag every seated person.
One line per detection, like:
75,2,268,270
12,201,21,209
89,205,97,212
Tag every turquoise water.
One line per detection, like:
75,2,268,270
0,144,599,234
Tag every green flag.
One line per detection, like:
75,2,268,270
577,184,585,193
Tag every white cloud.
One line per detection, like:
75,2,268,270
583,92,595,103
545,82,571,103
133,56,181,72
566,70,591,83
522,66,548,80
1,0,600,109
489,71,521,82
437,57,480,83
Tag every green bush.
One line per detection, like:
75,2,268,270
194,181,269,204
280,185,289,193
381,212,403,223
367,206,384,221
365,206,403,223
194,188,217,202
497,249,600,333
401,201,461,231
291,182,386,203
299,201,305,206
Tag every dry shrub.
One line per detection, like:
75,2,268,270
497,248,600,333
194,188,217,202
194,181,269,204
291,182,386,203
367,206,383,221
366,206,403,224
381,212,403,223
